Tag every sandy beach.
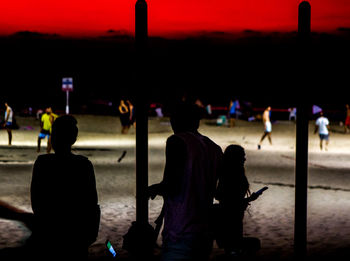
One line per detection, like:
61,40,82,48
0,115,349,260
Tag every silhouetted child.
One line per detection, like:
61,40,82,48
29,115,100,260
215,145,261,258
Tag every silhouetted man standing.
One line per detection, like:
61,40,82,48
148,101,223,261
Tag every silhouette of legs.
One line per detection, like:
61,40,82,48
46,136,52,153
6,128,12,145
320,139,329,151
37,137,42,152
258,132,272,149
37,136,52,153
229,118,235,128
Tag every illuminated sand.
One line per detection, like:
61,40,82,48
0,115,349,259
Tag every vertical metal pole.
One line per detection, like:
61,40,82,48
294,1,311,259
295,104,309,258
135,0,148,225
66,91,69,114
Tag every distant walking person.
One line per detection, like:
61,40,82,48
37,107,57,153
126,100,136,128
344,104,350,134
148,101,223,261
314,111,330,151
288,107,297,121
30,115,100,260
215,145,261,257
258,106,272,150
119,99,130,134
229,99,239,127
3,102,13,145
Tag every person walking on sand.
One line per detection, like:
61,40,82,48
214,145,261,257
3,102,13,145
37,107,57,153
119,99,130,134
314,111,330,151
258,106,272,150
344,104,350,134
148,101,223,261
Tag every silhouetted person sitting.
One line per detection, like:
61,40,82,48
29,115,100,260
148,101,223,261
215,145,261,258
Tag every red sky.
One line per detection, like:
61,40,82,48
0,0,349,36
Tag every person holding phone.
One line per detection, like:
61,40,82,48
215,145,264,257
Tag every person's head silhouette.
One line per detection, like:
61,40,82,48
224,144,246,166
170,101,201,134
51,115,78,154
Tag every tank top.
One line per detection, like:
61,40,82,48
162,131,223,243
5,106,13,123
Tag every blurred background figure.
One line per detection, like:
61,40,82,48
229,99,240,128
3,102,13,145
119,99,130,134
314,111,330,151
126,100,136,128
288,107,297,121
37,107,57,153
155,104,164,118
344,104,350,134
258,106,272,150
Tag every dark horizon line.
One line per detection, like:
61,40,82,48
0,27,349,40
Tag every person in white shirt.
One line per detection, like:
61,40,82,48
314,111,330,151
3,102,13,146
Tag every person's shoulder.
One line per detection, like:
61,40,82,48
200,134,222,151
167,134,185,145
34,153,55,164
72,154,91,162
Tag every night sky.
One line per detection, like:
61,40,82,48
0,0,350,36
0,1,349,112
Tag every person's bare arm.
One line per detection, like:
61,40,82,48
3,108,10,127
4,108,10,123
148,135,186,199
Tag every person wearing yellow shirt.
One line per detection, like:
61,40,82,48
37,107,57,153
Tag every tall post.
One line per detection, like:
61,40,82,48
294,1,311,259
135,0,148,225
66,91,69,114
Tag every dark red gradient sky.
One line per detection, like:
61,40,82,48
0,0,349,36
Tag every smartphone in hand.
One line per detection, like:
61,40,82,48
255,186,268,195
106,240,117,258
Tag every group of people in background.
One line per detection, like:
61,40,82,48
2,101,350,153
1,102,58,153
